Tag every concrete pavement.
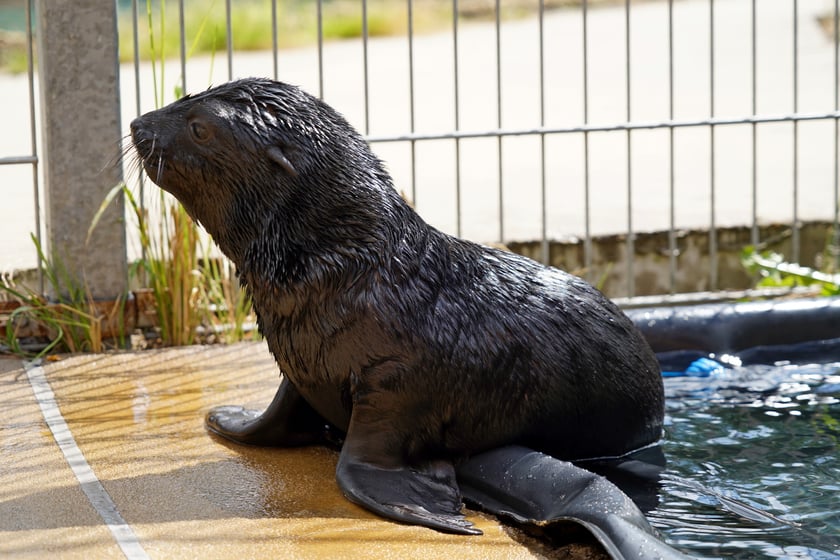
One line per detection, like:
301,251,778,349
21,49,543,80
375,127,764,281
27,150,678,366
0,344,606,559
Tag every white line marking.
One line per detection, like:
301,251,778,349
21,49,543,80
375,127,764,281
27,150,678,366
25,361,150,560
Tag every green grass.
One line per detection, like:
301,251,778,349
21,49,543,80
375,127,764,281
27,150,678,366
118,0,448,66
117,0,633,65
1,0,650,75
0,30,30,74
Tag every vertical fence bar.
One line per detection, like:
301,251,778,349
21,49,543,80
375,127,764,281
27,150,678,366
317,0,324,98
131,0,148,273
362,0,370,135
667,0,676,293
835,0,839,270
582,0,592,278
709,0,718,291
625,0,634,296
147,0,160,108
25,0,43,293
407,0,418,204
271,0,279,80
178,0,186,94
452,0,462,237
495,0,504,243
792,0,800,263
132,0,142,115
539,0,548,264
751,0,758,247
225,0,233,79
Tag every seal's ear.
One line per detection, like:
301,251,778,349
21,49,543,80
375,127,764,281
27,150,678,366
266,145,298,177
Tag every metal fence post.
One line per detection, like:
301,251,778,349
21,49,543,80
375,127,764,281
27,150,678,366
36,0,127,300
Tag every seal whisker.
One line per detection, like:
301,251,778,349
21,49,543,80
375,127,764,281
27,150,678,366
120,140,143,175
126,153,146,182
100,136,134,175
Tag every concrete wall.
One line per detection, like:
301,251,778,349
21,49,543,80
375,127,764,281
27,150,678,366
4,221,833,305
508,222,836,299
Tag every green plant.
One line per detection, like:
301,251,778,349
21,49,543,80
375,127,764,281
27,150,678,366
741,247,840,296
93,178,258,346
150,196,201,346
93,183,200,346
195,247,257,344
0,234,109,357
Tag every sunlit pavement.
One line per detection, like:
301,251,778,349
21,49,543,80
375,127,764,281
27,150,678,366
0,343,599,559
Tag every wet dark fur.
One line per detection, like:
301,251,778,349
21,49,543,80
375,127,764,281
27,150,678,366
131,78,664,530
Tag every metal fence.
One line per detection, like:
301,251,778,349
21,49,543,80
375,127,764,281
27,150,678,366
0,0,40,291
3,0,840,300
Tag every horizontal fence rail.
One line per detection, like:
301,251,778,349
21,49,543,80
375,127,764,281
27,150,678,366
365,110,840,143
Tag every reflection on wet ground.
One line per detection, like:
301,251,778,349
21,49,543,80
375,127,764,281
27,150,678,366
0,344,606,559
5,343,840,558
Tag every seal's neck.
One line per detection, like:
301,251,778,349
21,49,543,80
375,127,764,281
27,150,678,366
234,177,422,290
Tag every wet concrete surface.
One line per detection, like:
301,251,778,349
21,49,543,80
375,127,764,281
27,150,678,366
0,344,607,559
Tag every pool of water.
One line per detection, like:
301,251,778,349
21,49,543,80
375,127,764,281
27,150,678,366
651,361,840,558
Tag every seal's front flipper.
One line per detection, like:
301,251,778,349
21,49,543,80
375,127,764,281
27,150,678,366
336,411,480,535
457,446,691,560
206,377,328,447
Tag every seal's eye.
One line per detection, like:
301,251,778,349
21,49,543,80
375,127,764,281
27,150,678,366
189,120,211,143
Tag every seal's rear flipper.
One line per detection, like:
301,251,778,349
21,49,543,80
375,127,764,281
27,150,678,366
336,409,481,535
337,453,481,535
205,377,329,447
457,446,692,560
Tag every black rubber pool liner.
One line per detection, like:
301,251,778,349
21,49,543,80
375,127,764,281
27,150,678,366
626,296,840,372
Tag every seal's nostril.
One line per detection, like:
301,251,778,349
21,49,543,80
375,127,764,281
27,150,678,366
129,117,149,142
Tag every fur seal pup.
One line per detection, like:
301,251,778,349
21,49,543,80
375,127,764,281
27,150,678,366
130,78,665,535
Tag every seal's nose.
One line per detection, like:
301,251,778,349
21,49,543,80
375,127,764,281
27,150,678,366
129,116,155,148
129,117,142,141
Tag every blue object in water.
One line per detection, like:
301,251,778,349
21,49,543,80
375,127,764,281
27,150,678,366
662,357,725,378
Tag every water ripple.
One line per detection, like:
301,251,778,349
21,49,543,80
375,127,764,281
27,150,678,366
655,362,840,558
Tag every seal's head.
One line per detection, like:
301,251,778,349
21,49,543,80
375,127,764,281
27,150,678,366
129,78,398,263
